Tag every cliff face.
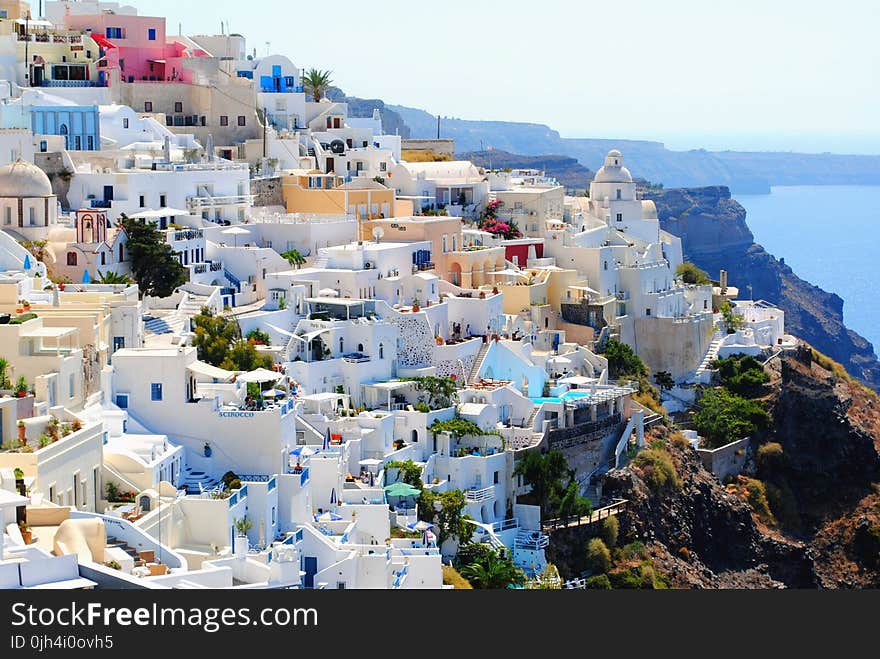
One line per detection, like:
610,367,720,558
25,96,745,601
457,150,595,192
600,353,880,589
644,186,880,390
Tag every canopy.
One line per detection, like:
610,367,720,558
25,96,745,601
222,226,250,235
237,368,282,384
315,512,342,522
384,482,421,498
407,520,434,532
290,446,316,457
128,207,190,219
318,288,340,298
491,269,527,278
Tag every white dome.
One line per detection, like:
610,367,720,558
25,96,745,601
594,149,633,183
0,160,54,198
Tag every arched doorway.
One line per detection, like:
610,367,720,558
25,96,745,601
449,262,462,287
59,124,69,150
411,429,418,443
139,495,152,512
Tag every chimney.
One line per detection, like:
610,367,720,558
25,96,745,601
720,269,728,294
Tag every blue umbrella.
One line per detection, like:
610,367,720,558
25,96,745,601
23,254,31,270
329,488,336,504
322,426,330,450
82,269,91,284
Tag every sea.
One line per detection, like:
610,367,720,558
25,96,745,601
736,185,880,350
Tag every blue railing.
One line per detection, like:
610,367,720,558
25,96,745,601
300,467,309,485
90,199,111,208
268,476,276,492
223,268,241,289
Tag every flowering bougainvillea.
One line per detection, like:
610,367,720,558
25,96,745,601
477,200,522,239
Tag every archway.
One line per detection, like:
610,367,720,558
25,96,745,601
448,262,462,287
139,495,152,512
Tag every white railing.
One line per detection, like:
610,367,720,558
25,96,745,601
464,485,495,502
187,194,255,211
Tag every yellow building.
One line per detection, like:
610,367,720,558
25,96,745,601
364,215,506,289
281,170,401,222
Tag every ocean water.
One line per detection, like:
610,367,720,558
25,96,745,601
737,186,880,349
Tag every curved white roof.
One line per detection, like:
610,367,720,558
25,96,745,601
0,160,54,198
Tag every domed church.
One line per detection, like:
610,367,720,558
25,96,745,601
0,159,60,240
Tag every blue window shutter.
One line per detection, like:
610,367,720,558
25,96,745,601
260,75,273,92
272,65,282,77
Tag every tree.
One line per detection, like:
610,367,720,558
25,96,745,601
601,516,619,550
417,489,470,548
404,376,459,409
96,270,132,284
386,459,423,488
676,262,711,285
514,450,569,515
302,68,333,102
556,480,592,521
602,339,647,379
720,301,746,334
654,370,675,391
118,215,186,298
713,355,770,398
586,538,612,574
222,339,273,372
0,357,10,390
192,307,241,367
459,547,526,589
280,249,306,269
692,388,770,449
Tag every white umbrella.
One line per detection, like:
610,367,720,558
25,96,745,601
128,207,191,219
491,268,527,278
237,368,283,384
222,226,250,246
318,288,340,298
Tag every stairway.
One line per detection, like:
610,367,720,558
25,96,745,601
182,466,219,493
467,343,491,384
693,331,725,383
144,313,187,336
525,406,540,431
178,294,211,318
106,537,146,567
310,255,329,269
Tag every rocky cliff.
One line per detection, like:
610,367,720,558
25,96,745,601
644,186,880,390
457,150,595,192
597,351,880,588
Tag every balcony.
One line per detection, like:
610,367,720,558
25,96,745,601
187,194,255,212
464,485,495,503
90,199,111,209
170,229,204,242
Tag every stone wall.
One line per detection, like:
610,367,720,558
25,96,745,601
252,176,284,208
35,153,72,209
697,438,749,481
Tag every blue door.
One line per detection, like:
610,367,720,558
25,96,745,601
303,556,317,589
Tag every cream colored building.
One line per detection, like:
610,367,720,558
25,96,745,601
0,159,60,241
281,170,400,221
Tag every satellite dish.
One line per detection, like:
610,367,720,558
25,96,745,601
372,227,385,243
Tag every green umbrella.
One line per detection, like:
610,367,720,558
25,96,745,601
383,482,421,498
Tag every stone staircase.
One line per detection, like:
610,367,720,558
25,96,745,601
467,342,491,384
106,537,147,567
693,330,725,383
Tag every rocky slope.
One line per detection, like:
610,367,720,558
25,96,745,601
457,149,595,192
597,351,880,588
644,186,880,390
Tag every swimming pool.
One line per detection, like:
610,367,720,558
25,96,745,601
530,390,593,405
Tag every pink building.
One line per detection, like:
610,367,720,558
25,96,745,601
62,12,208,85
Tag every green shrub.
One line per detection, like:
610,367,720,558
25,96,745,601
744,478,776,526
601,516,619,550
756,442,785,479
714,355,770,398
633,448,681,492
676,262,711,285
442,565,473,589
765,480,801,531
586,538,612,574
619,541,648,561
601,339,647,379
693,388,770,449
584,574,611,589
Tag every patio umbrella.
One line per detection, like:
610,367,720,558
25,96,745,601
384,482,421,498
222,226,250,247
329,488,336,504
318,288,339,298
322,427,330,450
82,269,91,284
407,520,434,532
237,368,282,384
369,471,375,487
23,254,30,270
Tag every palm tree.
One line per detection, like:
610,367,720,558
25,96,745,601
280,249,306,269
460,550,526,589
97,271,132,285
302,68,333,102
0,357,11,390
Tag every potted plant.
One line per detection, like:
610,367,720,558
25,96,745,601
411,297,420,312
18,520,32,545
22,300,31,311
492,286,499,295
46,417,60,442
17,420,26,443
70,419,83,432
478,290,486,299
14,376,27,398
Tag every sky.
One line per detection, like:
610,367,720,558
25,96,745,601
36,0,880,153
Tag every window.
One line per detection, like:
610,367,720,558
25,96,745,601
100,252,106,265
494,471,499,484
220,115,229,127
339,338,344,353
139,195,146,208
49,485,55,503
144,101,153,112
69,373,75,399
74,136,81,150
105,27,124,39
174,102,183,113
123,117,129,129
604,260,608,271
160,194,167,207
148,28,157,40
115,394,128,409
39,140,47,153
378,343,384,360
704,299,708,310
73,473,80,507
87,136,94,150
271,507,276,525
237,115,246,126
3,207,9,225
645,308,651,316
616,188,622,200
151,383,163,401
67,252,77,266
442,235,447,253
616,213,623,222
380,161,387,172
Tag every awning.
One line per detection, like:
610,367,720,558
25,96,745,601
20,327,77,339
148,59,167,64
236,368,282,384
296,328,331,343
384,482,421,498
188,360,235,381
